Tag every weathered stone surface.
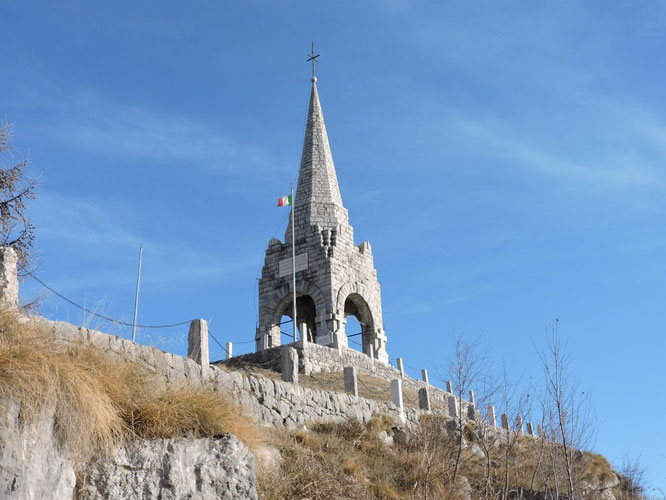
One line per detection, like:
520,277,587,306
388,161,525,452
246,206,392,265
344,365,358,396
0,402,76,500
418,387,431,411
255,78,389,364
0,246,18,309
80,435,257,500
281,347,298,384
187,319,209,367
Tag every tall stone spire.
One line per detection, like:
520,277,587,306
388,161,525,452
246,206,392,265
287,77,348,242
256,73,389,365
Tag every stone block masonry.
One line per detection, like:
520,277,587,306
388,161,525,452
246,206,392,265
344,366,358,396
0,247,18,310
256,78,389,364
281,347,299,383
187,319,209,366
218,340,476,419
28,315,431,429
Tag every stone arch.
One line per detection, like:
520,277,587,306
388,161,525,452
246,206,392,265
336,281,381,356
266,279,326,346
343,293,375,354
335,281,378,322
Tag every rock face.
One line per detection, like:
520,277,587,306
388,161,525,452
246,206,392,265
0,402,76,500
80,435,257,500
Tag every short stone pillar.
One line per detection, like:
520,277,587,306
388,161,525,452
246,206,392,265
390,379,405,422
187,319,209,367
365,343,375,360
448,395,458,418
225,341,233,360
468,390,475,405
421,369,429,385
446,381,453,393
0,247,19,310
281,347,299,384
501,413,509,430
467,403,476,420
396,357,405,378
487,405,496,427
516,416,523,434
526,422,534,436
537,424,544,437
418,387,431,411
344,366,358,397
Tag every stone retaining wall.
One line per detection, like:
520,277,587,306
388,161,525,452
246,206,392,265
218,340,472,417
30,316,432,428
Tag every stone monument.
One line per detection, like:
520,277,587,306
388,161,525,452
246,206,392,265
255,75,389,364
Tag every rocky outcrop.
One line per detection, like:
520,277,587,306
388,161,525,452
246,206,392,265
0,402,76,500
0,401,257,500
79,435,257,500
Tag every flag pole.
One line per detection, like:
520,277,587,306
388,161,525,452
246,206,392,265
291,185,298,342
131,244,143,342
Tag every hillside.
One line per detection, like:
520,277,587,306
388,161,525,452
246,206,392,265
0,306,646,499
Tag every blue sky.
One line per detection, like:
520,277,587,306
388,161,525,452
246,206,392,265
2,0,665,491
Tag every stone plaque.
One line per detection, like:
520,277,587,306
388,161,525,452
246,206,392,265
279,253,308,277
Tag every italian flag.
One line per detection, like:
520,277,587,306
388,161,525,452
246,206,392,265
277,194,292,207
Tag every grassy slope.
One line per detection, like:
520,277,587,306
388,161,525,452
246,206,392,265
258,416,638,500
0,309,261,467
0,310,638,499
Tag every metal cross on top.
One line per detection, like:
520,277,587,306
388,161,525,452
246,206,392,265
307,42,320,78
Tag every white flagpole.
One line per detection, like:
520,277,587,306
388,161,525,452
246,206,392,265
131,244,143,342
291,185,298,342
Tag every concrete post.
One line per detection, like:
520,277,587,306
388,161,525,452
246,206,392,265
390,379,405,422
343,366,358,397
537,424,544,437
187,319,209,367
421,369,429,385
448,396,458,418
396,357,405,378
446,381,453,393
281,347,299,384
418,387,431,411
487,405,496,427
468,390,475,405
516,416,523,434
501,413,509,430
225,341,233,360
526,422,534,436
0,247,19,310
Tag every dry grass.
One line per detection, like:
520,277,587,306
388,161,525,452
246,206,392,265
0,309,261,466
258,414,641,500
258,415,421,500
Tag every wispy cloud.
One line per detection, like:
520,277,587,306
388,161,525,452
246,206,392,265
454,114,663,189
44,92,279,174
0,55,283,176
33,190,254,290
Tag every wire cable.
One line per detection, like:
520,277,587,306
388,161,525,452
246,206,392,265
26,271,192,329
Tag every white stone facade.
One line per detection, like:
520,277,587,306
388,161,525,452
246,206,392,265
256,78,389,363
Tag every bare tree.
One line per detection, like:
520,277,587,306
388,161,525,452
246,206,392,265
0,122,37,273
616,455,649,500
496,362,532,500
447,334,484,486
537,320,596,499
